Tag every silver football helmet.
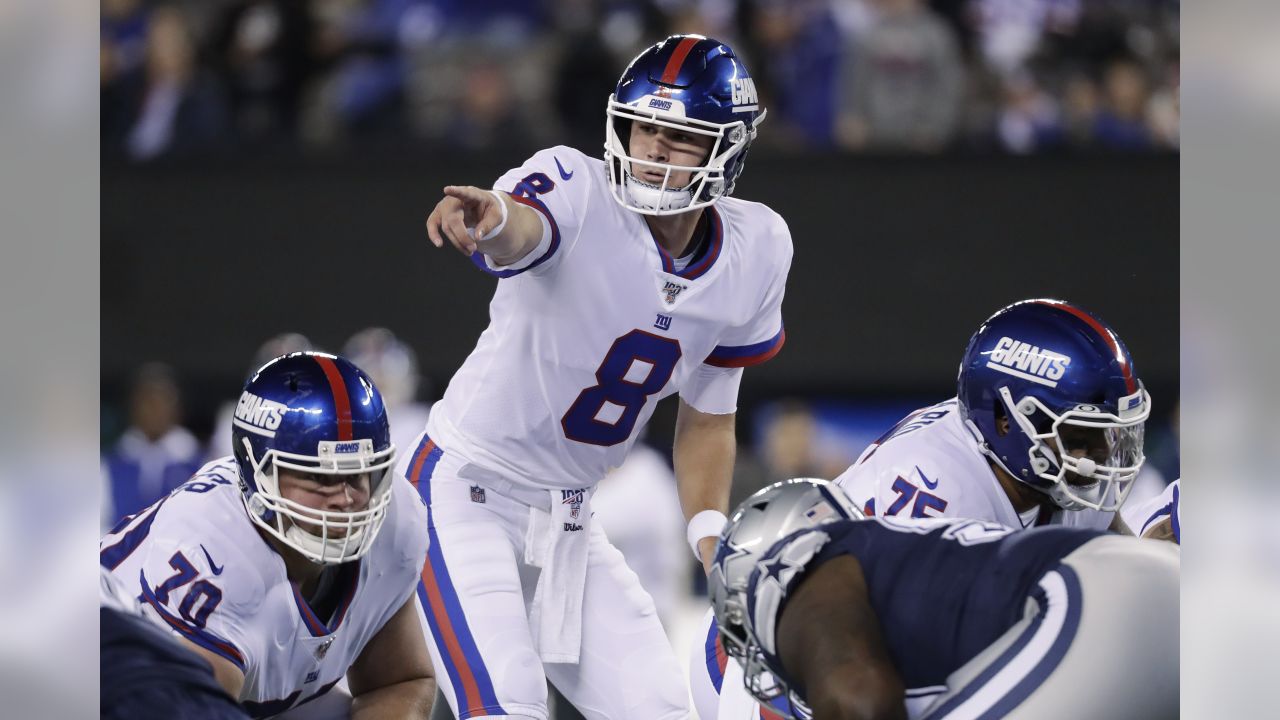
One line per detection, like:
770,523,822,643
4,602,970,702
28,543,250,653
708,478,861,718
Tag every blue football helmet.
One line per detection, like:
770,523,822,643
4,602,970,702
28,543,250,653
231,352,397,564
957,299,1151,512
605,34,766,215
709,478,860,719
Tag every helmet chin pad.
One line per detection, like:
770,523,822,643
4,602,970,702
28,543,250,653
621,172,696,213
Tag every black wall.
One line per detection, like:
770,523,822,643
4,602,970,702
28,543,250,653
102,150,1178,425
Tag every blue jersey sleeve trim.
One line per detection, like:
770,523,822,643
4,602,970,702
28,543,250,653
705,328,786,368
469,193,562,278
100,496,169,570
138,569,247,671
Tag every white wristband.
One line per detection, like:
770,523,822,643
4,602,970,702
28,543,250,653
687,510,729,563
479,189,510,242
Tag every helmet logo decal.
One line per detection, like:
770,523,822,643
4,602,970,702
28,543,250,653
233,391,287,437
984,336,1072,388
647,98,673,111
731,77,759,112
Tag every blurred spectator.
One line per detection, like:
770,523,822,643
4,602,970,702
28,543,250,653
305,0,442,140
448,59,525,149
101,0,151,86
740,0,842,148
971,0,1081,77
208,332,315,461
1059,68,1100,146
343,327,432,457
102,363,204,529
102,3,224,160
210,0,321,142
994,70,1063,152
835,0,964,152
94,0,1177,155
1146,57,1178,148
1091,57,1152,150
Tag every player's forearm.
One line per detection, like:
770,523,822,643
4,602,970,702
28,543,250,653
673,408,736,521
350,676,435,720
478,194,544,266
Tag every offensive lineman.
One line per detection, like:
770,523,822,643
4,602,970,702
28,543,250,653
416,34,790,720
710,479,1179,719
692,298,1153,718
101,353,434,718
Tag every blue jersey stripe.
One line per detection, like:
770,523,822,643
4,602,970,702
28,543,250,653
100,497,168,570
410,437,507,717
704,616,725,693
705,327,786,368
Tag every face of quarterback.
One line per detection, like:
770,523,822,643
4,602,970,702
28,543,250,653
628,120,714,188
276,468,372,538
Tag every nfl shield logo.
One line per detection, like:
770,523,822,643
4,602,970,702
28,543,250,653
315,637,334,661
470,485,486,503
561,489,585,519
662,281,687,306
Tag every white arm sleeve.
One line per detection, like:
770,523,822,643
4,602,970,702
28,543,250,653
680,364,744,415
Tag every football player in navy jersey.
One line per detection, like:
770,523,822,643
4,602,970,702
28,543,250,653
709,479,1179,720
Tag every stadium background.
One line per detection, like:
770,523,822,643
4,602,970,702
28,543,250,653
100,0,1178,710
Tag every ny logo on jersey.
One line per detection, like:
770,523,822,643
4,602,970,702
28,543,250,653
654,314,672,331
561,489,585,519
662,281,687,306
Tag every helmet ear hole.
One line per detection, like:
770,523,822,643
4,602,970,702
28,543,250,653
993,401,1010,437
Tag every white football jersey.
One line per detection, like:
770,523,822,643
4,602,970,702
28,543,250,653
427,145,791,490
835,399,1113,530
1122,478,1180,539
100,458,429,717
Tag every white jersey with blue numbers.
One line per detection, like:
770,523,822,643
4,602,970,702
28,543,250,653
426,145,791,490
100,458,429,718
835,399,1113,530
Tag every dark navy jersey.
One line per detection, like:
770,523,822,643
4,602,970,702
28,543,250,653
749,517,1104,690
101,607,250,720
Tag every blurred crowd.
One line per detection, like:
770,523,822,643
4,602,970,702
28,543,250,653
101,0,1179,161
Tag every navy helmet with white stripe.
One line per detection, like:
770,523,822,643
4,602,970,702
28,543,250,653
605,34,766,215
957,299,1151,512
231,352,396,564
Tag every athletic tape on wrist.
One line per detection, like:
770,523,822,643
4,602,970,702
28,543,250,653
687,510,729,563
479,189,510,242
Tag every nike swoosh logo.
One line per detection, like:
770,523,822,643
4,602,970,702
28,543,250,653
916,465,939,490
554,156,573,181
200,544,224,576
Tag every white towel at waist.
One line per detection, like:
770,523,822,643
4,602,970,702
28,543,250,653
524,487,593,665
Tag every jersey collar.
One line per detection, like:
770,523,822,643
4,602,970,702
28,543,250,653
647,206,724,280
291,561,361,637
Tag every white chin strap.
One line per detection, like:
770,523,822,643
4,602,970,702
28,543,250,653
622,172,696,213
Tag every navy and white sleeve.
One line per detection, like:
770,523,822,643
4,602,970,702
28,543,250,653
702,215,792,369
470,145,586,278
